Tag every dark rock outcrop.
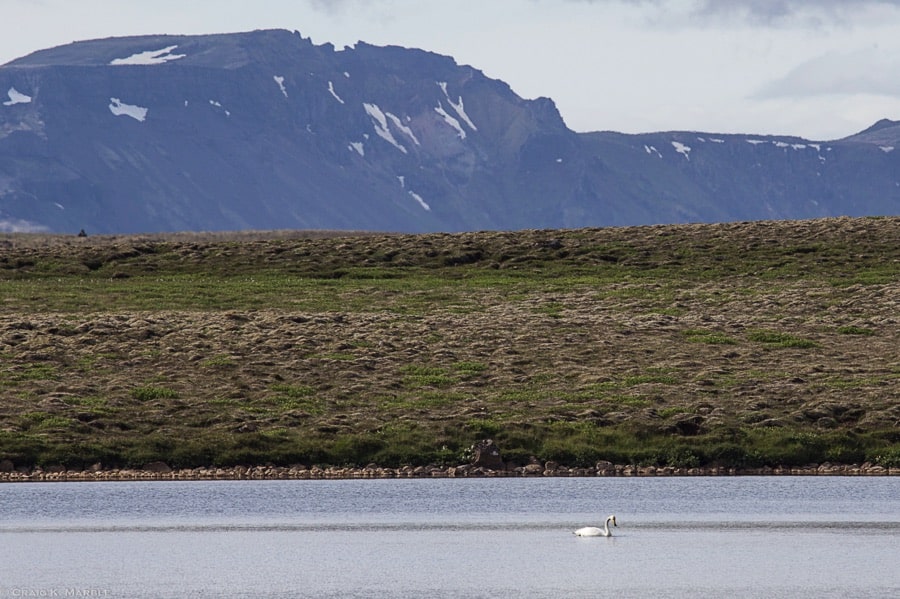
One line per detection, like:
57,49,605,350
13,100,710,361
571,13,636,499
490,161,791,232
469,439,504,470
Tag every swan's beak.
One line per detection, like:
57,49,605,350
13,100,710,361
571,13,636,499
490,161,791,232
612,517,617,526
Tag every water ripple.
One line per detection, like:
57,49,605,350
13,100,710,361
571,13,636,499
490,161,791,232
3,520,899,534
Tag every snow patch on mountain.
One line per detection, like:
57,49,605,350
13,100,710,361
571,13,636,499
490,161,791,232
109,98,147,122
209,100,230,117
387,113,419,146
672,141,691,160
328,81,344,104
409,190,430,211
438,81,477,132
274,76,288,98
363,103,407,153
110,45,185,66
435,103,466,139
3,88,31,106
348,141,364,156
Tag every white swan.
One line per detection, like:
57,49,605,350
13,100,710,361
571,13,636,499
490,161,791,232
574,515,617,537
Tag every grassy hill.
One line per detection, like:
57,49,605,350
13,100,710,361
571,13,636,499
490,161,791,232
1,217,898,472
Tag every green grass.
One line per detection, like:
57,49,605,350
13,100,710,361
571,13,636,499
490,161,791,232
682,329,739,345
19,412,76,431
452,361,488,374
747,330,818,348
622,372,680,386
837,326,875,336
270,384,316,398
11,364,58,382
2,414,899,471
200,355,236,368
131,386,179,401
267,384,325,413
400,365,456,388
659,406,692,419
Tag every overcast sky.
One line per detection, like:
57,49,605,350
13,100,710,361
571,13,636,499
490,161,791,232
3,0,900,140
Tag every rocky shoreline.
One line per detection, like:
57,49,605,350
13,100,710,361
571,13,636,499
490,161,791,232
2,460,898,482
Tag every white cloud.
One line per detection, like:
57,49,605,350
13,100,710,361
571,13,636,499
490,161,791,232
688,0,900,25
0,217,50,233
756,48,900,98
564,0,900,28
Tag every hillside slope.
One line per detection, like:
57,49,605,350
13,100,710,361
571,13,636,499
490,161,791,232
1,30,898,234
1,217,898,471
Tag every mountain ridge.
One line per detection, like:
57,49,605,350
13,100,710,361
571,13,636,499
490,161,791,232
1,29,898,234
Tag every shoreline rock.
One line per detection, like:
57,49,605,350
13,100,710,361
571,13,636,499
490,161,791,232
1,461,897,483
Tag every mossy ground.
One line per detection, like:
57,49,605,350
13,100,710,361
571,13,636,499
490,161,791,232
1,217,898,470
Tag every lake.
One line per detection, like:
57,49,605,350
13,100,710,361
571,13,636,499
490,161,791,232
1,477,898,598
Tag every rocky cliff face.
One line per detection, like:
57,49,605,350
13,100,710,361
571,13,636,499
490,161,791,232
1,29,898,233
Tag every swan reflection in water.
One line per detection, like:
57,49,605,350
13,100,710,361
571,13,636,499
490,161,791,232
574,515,617,537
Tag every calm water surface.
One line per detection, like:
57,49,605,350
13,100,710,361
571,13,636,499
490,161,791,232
1,477,898,598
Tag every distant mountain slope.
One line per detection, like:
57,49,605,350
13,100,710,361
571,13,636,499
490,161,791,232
1,29,898,233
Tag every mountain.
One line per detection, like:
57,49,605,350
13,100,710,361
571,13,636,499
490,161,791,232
1,29,898,234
